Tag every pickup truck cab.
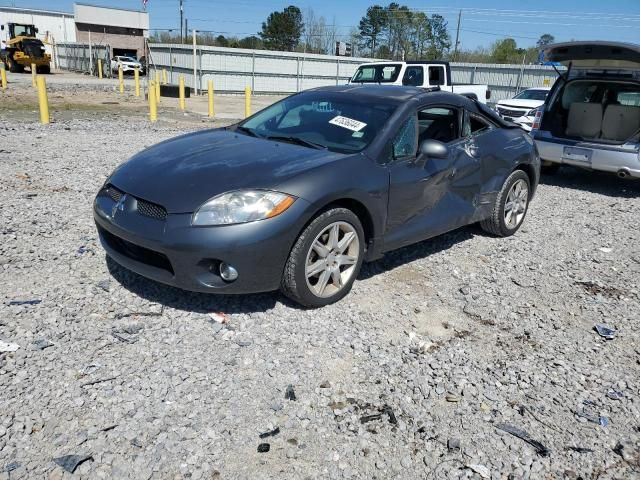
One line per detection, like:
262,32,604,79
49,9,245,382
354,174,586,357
533,41,640,178
350,61,491,104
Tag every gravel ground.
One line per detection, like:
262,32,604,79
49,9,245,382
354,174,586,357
1,101,639,480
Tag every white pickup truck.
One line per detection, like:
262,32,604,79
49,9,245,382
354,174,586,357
350,61,490,103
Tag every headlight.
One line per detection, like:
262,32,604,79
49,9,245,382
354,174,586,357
192,190,296,226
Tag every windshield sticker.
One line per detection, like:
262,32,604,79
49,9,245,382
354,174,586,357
329,116,367,132
351,131,364,138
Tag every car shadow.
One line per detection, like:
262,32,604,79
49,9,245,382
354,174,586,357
106,256,284,314
106,227,478,313
540,166,640,198
359,227,477,280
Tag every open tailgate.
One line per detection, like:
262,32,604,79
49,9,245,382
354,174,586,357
544,41,640,70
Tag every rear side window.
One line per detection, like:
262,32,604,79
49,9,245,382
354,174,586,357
617,92,640,106
403,66,424,87
463,112,492,137
429,66,446,86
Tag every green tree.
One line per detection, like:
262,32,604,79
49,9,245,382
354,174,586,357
492,38,518,63
536,33,555,49
259,5,304,51
427,14,450,58
358,5,388,57
238,36,263,50
409,12,431,59
216,35,229,47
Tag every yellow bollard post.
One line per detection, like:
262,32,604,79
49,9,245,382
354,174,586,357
149,80,157,122
179,75,185,111
1,67,7,90
97,59,103,79
244,86,251,118
36,75,50,124
208,79,214,118
155,73,160,106
134,67,140,97
162,69,167,85
31,63,37,87
118,65,124,93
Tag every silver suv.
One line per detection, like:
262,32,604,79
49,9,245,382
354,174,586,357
532,42,640,179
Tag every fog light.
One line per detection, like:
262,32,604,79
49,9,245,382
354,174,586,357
219,262,238,282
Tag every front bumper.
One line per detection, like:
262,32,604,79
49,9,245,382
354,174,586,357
94,192,309,294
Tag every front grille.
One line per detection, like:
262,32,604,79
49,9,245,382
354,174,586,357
497,106,530,118
136,199,168,220
103,185,124,202
98,225,174,275
100,184,167,221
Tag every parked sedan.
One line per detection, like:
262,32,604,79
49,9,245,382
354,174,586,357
111,56,144,75
94,86,540,307
495,87,550,131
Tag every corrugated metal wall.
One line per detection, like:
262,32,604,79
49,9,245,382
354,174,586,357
55,42,111,76
148,44,562,101
149,43,376,95
451,63,560,101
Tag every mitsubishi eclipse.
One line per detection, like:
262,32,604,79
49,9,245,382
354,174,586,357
94,85,540,307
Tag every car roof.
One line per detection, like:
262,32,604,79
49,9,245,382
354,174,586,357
307,85,476,107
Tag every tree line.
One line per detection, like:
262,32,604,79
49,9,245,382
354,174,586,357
149,4,556,64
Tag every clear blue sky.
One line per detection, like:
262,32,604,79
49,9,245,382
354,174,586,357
4,0,640,50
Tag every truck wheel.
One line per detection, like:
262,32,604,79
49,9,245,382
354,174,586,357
7,57,21,73
36,65,51,74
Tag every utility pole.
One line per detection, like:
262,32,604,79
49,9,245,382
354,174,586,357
453,9,462,62
179,0,184,44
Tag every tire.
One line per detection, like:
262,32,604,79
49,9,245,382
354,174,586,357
281,208,365,308
7,57,22,73
480,169,531,237
541,162,561,175
36,65,50,74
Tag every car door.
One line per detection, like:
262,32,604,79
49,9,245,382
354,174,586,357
462,109,514,197
384,105,481,251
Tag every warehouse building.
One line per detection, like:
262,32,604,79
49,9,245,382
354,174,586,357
0,5,76,52
74,3,149,59
0,3,149,58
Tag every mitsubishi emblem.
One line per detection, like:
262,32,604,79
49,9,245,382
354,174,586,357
112,194,128,217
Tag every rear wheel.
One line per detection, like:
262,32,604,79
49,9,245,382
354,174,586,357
480,170,531,237
281,208,365,308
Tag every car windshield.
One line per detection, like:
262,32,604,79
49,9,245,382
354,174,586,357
351,64,402,83
238,92,397,154
121,57,137,62
514,89,549,101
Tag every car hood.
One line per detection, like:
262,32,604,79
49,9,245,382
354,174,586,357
544,41,640,69
107,129,346,213
497,99,544,110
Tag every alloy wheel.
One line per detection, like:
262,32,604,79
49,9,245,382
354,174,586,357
305,221,360,298
504,179,529,229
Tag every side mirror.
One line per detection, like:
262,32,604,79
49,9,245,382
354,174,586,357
419,139,448,159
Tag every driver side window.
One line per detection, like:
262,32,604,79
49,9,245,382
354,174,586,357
392,115,418,158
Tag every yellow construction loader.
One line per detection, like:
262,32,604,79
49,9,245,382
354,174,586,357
0,23,51,73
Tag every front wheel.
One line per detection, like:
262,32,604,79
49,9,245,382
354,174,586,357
281,208,365,308
480,170,531,237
